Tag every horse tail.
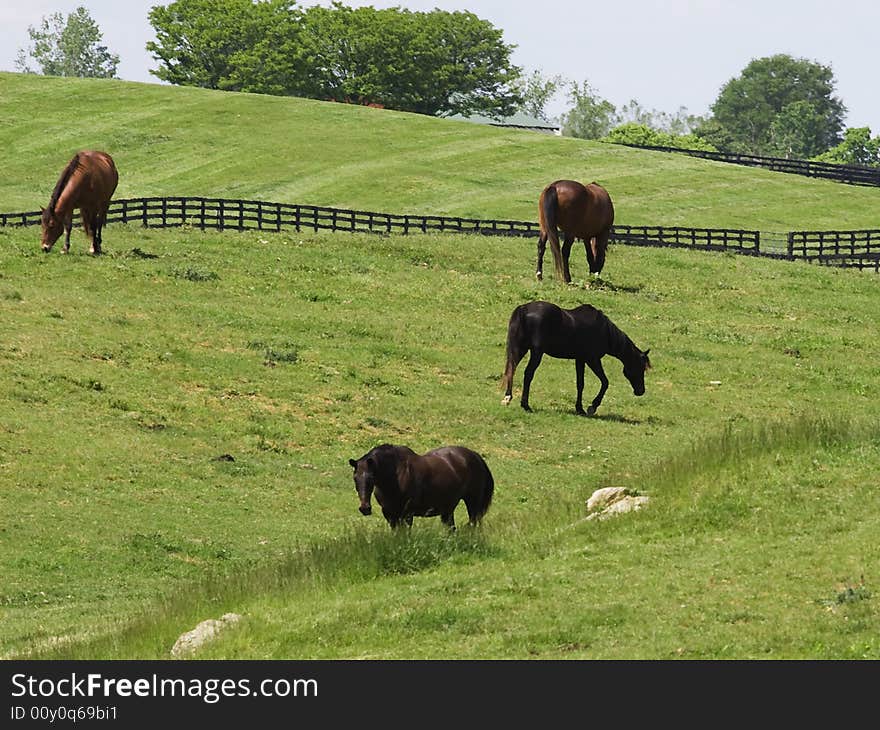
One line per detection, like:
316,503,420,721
470,453,494,523
501,304,528,397
540,183,565,281
48,153,81,214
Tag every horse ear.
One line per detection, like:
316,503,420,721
366,457,374,468
348,458,358,469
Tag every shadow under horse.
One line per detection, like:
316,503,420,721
537,179,614,283
501,300,650,415
41,150,118,255
349,444,494,530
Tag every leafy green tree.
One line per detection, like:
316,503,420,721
813,127,880,167
147,1,521,117
710,54,845,156
292,4,521,116
147,0,298,91
767,100,832,158
560,81,617,140
603,122,717,152
512,69,566,121
15,6,119,78
617,100,705,136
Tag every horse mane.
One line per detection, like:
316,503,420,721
596,306,638,358
368,444,411,492
48,153,81,214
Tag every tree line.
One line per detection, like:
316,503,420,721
14,2,880,167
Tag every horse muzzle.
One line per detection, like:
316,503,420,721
633,386,645,397
359,504,372,516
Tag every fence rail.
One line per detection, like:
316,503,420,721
2,196,877,271
615,143,880,188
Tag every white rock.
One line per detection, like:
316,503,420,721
171,613,241,658
585,488,649,521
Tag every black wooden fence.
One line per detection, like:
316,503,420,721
615,143,880,188
2,196,877,271
788,228,880,271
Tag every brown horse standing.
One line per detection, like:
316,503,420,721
349,444,494,530
41,150,118,255
537,179,614,282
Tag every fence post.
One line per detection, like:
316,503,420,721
141,199,148,228
786,232,795,260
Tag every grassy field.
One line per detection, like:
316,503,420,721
0,73,878,659
2,71,880,232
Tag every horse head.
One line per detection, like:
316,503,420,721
588,237,607,275
623,348,651,396
349,457,376,515
40,207,64,252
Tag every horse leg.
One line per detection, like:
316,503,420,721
575,360,587,415
94,208,106,255
502,341,527,406
441,511,456,532
62,212,73,254
536,232,548,280
80,210,97,255
585,358,609,415
520,350,543,412
593,228,611,276
584,237,596,273
92,213,102,255
561,234,574,283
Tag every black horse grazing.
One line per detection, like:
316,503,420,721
348,444,494,530
501,301,650,415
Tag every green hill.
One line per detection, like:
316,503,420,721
2,71,879,231
0,73,878,659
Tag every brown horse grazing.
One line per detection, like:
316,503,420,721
41,150,118,255
537,179,614,282
501,300,650,416
348,444,494,530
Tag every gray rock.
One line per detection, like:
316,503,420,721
586,487,649,521
171,613,242,658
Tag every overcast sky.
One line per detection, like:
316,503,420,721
1,0,878,131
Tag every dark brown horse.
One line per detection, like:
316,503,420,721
501,300,650,415
349,444,494,530
537,179,614,282
41,150,118,255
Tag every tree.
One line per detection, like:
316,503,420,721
512,69,566,121
603,122,717,152
147,0,297,91
147,2,521,118
560,81,617,140
616,100,706,136
292,5,521,117
15,6,119,78
710,54,846,156
813,127,880,167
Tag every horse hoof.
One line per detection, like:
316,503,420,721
501,395,512,405
586,406,597,416
536,272,543,281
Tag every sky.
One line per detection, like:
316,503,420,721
1,0,878,131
